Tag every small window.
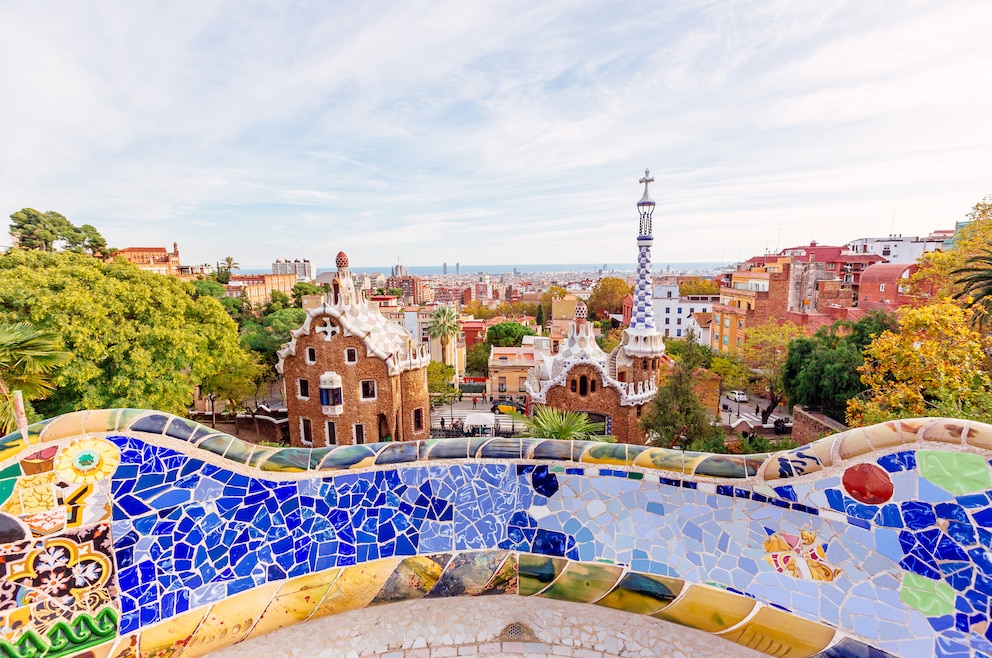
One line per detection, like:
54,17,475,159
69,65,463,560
724,318,730,328
642,361,648,370
723,335,729,345
326,421,337,445
413,408,424,431
665,328,670,336
518,377,527,392
677,308,682,314
879,283,886,292
345,348,358,364
579,375,588,396
354,424,365,444
306,347,317,364
677,329,682,337
677,318,682,325
689,307,695,313
665,307,670,313
297,378,310,399
361,380,377,400
664,318,670,325
590,379,596,392
498,376,506,393
636,406,642,418
301,418,313,445
570,379,577,393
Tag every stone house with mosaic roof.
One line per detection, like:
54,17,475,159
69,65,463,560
525,171,667,444
276,252,431,446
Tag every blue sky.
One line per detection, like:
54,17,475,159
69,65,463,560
1,1,990,269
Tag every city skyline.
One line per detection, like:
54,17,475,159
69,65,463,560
2,1,990,268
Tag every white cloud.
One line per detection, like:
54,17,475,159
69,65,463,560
0,0,989,269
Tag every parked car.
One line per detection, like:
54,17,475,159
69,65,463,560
726,390,748,402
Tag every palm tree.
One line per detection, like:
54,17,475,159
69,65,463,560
508,406,615,442
953,245,992,329
222,256,240,274
0,323,73,434
427,305,461,366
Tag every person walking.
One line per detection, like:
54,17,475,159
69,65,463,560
473,396,478,409
440,417,446,430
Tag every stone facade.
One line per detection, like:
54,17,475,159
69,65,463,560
543,362,644,443
277,252,431,446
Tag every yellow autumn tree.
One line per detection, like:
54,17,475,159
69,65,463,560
847,301,992,426
738,321,808,423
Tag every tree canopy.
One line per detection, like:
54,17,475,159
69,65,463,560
0,250,251,417
738,321,808,423
9,208,110,256
847,301,992,426
486,321,536,347
427,361,458,403
241,308,307,368
586,277,632,319
678,278,720,296
427,305,461,365
641,330,723,451
782,312,897,422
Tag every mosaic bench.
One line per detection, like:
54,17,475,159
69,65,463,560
0,410,991,657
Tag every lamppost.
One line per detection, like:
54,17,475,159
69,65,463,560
736,399,741,419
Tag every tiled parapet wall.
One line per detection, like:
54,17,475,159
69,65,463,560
0,414,991,657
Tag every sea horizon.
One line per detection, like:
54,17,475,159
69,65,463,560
239,261,729,276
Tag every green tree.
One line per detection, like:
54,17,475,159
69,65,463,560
193,279,226,299
595,327,622,353
783,312,897,421
292,282,324,307
535,304,545,333
641,330,723,451
739,321,808,423
427,361,458,406
199,352,264,428
0,323,73,434
9,209,75,252
427,305,461,366
587,277,633,319
465,342,490,376
223,256,240,273
486,321,536,347
0,250,251,417
907,195,992,300
242,308,307,367
847,301,992,426
507,406,614,442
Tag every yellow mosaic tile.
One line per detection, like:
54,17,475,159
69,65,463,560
837,428,873,461
717,605,836,657
579,443,632,466
244,568,341,640
969,420,992,451
538,561,623,604
106,634,139,658
518,554,568,596
632,447,685,473
1,473,59,516
0,435,28,464
181,582,279,656
863,420,910,451
81,409,116,435
371,555,449,604
38,411,87,443
595,572,684,615
653,584,756,633
310,559,401,619
921,419,968,446
138,606,208,658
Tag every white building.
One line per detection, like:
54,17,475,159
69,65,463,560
652,279,718,339
846,233,946,264
272,258,314,282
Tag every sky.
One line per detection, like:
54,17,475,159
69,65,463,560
1,1,991,270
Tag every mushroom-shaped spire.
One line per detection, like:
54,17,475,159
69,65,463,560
336,251,349,269
575,301,588,324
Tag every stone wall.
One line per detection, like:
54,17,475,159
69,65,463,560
792,404,848,445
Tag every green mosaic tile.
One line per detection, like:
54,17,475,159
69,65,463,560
917,450,992,495
900,571,955,616
549,465,566,473
627,472,643,480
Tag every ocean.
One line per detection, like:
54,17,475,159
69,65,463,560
241,262,727,276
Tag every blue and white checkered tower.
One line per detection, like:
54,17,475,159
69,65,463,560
619,169,666,359
632,170,656,330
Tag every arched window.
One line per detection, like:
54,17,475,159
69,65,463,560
590,378,597,392
579,375,588,396
570,379,577,393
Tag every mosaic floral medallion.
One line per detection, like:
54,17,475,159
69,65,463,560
763,529,840,582
842,463,894,504
53,438,120,484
